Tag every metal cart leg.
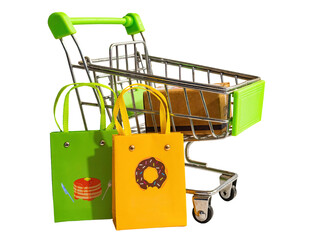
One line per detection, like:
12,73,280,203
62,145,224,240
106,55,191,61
185,141,238,223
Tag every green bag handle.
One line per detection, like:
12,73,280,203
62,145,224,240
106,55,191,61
53,82,117,132
48,12,145,39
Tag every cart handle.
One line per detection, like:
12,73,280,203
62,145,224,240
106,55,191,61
48,12,145,39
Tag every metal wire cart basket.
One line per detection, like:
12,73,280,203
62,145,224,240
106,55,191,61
48,12,265,223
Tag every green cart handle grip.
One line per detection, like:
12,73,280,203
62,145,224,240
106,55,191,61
48,12,145,39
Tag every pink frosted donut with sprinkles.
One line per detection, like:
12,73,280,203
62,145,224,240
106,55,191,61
135,157,167,190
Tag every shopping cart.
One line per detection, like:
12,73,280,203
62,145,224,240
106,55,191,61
48,12,265,223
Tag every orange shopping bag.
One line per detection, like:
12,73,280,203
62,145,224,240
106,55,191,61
112,84,187,230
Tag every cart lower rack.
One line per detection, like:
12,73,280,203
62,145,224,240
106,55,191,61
49,12,265,223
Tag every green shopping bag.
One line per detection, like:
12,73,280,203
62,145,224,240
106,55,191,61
50,82,118,222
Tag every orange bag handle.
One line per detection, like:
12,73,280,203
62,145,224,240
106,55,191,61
113,83,170,136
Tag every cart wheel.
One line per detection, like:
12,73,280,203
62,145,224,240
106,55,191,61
192,205,214,224
219,185,237,201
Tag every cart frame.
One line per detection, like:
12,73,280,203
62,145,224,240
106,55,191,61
48,12,264,223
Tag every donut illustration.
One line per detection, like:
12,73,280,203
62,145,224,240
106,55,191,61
135,157,167,190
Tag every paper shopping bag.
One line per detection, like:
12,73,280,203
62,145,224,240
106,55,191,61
112,84,187,230
50,83,118,222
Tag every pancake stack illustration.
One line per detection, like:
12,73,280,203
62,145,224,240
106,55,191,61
73,178,102,201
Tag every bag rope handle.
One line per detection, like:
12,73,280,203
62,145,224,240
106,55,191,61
53,82,116,132
113,83,170,136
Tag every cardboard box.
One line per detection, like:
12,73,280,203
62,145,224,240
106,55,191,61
143,83,230,136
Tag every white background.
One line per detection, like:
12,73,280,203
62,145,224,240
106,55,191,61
1,0,310,239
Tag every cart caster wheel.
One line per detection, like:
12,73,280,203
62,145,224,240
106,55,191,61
192,205,214,224
219,185,237,201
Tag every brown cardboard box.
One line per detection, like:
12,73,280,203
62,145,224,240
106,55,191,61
143,83,230,136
